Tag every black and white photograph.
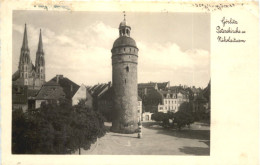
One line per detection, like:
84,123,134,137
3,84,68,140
2,1,259,164
12,10,210,155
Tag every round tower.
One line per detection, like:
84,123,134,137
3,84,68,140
111,14,139,133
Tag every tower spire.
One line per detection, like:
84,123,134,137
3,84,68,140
37,29,43,53
123,11,126,21
22,23,29,50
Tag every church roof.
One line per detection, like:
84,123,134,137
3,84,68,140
112,36,137,48
12,70,20,81
21,24,29,50
37,29,44,53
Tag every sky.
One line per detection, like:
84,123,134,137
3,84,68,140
13,11,210,88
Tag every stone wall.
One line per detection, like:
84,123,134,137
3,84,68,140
111,46,139,133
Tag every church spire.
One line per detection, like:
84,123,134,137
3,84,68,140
21,24,29,50
37,29,43,53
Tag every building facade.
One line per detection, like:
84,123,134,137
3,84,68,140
111,16,139,133
158,91,189,113
72,84,93,108
12,24,45,90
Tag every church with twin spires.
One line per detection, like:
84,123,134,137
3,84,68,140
12,24,46,90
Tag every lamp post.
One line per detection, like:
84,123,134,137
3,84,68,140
137,118,142,138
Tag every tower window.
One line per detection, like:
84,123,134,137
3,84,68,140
125,79,126,84
126,66,129,72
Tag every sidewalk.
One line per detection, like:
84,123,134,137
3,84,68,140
74,122,210,155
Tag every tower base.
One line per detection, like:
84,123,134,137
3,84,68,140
111,120,138,134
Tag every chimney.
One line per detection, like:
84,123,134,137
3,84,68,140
56,75,59,83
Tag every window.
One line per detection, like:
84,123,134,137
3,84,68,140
125,79,126,84
126,66,129,72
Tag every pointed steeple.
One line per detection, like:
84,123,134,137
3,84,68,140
21,24,29,50
119,11,131,37
37,29,43,53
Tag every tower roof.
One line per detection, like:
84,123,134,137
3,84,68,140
119,20,130,29
112,36,137,48
37,29,43,53
119,11,131,29
21,24,29,50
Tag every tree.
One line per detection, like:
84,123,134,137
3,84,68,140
151,112,167,122
12,99,106,154
71,99,106,155
173,102,194,130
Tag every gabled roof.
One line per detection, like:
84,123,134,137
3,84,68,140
98,87,114,101
193,94,208,103
157,82,169,90
138,82,169,90
87,82,111,98
140,88,163,106
138,83,157,89
203,80,210,101
50,75,80,99
27,89,39,99
191,87,202,94
35,82,65,100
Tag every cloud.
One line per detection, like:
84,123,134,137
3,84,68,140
138,41,210,87
13,21,210,88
